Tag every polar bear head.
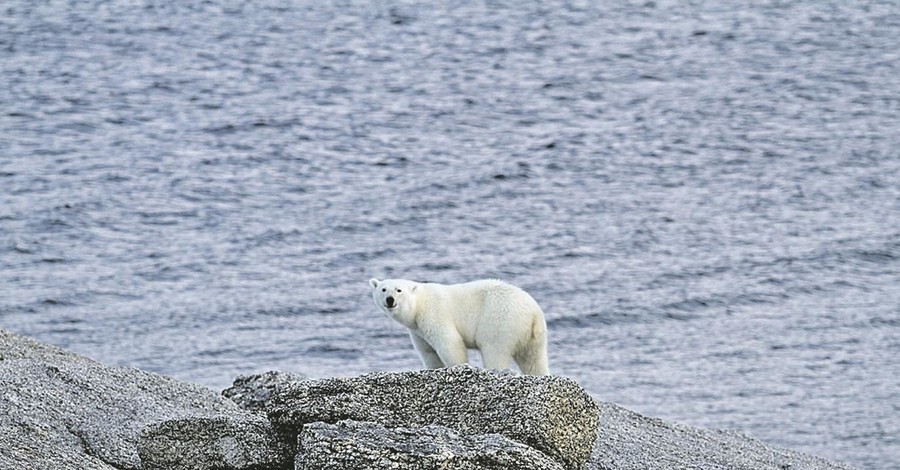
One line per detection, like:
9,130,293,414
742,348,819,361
368,278,419,327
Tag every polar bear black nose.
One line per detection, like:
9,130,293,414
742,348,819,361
385,296,395,308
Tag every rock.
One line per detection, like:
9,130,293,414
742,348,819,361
295,420,566,470
223,370,308,413
0,329,291,470
138,416,292,470
264,365,599,470
587,401,858,470
1,328,859,470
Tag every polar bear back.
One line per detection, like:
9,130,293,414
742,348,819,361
418,279,544,349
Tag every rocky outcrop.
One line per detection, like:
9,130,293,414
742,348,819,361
137,416,291,470
0,329,290,470
0,328,858,470
229,369,857,470
257,367,598,470
588,402,857,470
296,420,566,470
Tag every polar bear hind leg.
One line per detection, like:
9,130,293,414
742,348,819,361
477,282,549,375
514,338,549,375
513,316,549,375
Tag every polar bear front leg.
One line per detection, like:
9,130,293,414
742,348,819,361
412,330,467,368
409,332,445,369
430,332,469,367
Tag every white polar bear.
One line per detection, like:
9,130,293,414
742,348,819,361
368,278,549,375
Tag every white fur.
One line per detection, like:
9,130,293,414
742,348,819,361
368,278,549,375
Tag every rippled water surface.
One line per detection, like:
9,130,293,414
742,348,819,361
2,1,898,468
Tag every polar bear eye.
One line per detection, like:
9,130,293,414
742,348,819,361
382,288,387,292
397,289,402,293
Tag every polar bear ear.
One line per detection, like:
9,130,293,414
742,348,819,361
368,278,380,289
410,284,418,293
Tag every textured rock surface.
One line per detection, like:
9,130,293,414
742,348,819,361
138,416,292,470
265,365,599,470
223,370,308,413
0,329,290,470
587,401,857,470
296,420,566,470
1,328,859,470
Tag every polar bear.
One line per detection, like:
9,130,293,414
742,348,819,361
368,278,549,375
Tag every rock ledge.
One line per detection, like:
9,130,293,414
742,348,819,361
0,329,857,470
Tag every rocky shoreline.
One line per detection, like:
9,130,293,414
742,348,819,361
0,329,856,469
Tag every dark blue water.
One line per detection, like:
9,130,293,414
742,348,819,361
2,2,898,468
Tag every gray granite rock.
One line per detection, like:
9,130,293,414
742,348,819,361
0,329,290,470
587,401,857,470
138,416,292,470
2,328,859,470
265,365,599,470
223,370,308,413
296,420,566,470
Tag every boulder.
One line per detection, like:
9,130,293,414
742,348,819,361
138,416,292,470
587,401,857,470
0,329,291,470
296,420,566,470
263,365,599,470
1,328,859,470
